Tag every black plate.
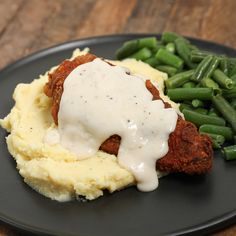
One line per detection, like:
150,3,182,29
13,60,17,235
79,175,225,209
0,34,236,236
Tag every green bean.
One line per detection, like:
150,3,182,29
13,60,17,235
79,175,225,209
211,139,222,149
231,74,236,80
165,70,194,89
223,145,236,160
229,59,236,68
234,136,236,144
230,74,236,87
229,59,236,77
229,58,236,65
155,48,184,69
199,124,233,141
212,139,224,148
129,47,152,61
200,77,221,94
229,64,236,77
182,81,196,88
165,43,175,54
222,88,236,99
155,65,177,77
200,132,225,147
208,112,219,117
231,99,236,110
182,109,226,127
179,103,193,112
138,37,157,49
207,133,225,144
183,100,192,105
115,37,157,59
204,56,220,78
194,108,208,115
200,132,222,149
188,44,199,51
212,95,236,133
175,38,197,69
190,50,212,62
212,69,234,89
161,32,190,44
208,107,220,117
151,44,165,54
192,99,204,108
167,88,213,101
161,32,179,43
220,57,230,76
200,77,220,89
144,57,160,67
191,55,214,82
116,40,139,59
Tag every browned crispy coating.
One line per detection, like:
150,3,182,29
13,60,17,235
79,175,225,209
156,117,212,174
44,53,97,125
44,54,213,175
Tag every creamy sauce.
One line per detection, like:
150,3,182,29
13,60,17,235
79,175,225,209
58,58,178,191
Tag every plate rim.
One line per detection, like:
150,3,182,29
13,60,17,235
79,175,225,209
0,33,236,236
1,33,235,77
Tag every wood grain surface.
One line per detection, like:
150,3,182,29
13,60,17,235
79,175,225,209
0,0,235,235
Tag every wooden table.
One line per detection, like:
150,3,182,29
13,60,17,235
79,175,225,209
0,0,235,235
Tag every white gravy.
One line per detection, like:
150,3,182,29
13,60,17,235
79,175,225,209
58,58,178,191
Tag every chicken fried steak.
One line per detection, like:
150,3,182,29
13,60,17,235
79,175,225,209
44,53,97,125
44,54,213,174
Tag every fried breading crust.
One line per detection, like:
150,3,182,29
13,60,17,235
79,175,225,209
44,53,97,125
44,54,213,174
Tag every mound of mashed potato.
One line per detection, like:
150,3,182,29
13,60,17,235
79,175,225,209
0,49,178,201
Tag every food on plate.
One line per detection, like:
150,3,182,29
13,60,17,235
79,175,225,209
116,32,236,157
223,145,236,160
0,49,171,201
45,53,212,174
0,46,213,202
44,53,97,125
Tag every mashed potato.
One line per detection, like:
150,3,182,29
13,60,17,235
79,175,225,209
0,49,177,201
